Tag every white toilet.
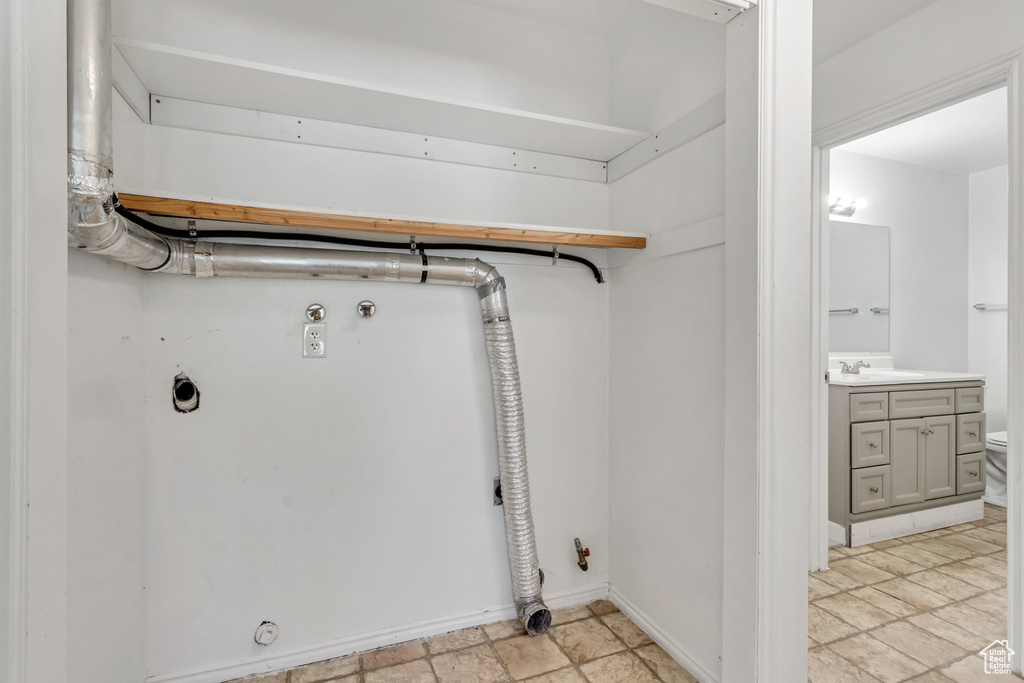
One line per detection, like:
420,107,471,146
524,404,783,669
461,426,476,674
985,431,1008,508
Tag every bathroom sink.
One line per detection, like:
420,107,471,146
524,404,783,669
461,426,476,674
829,359,984,386
833,369,927,382
858,370,925,378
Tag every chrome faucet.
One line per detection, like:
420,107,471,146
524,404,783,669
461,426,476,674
840,361,871,375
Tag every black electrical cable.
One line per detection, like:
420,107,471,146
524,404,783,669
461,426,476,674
113,200,605,284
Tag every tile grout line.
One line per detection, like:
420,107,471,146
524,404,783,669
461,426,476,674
424,645,440,683
588,612,667,683
818,580,1008,681
329,604,681,683
810,506,1009,682
485,640,517,682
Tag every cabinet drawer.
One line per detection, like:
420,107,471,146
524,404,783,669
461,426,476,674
889,389,955,419
956,386,985,413
957,452,986,495
957,413,986,454
852,465,891,514
851,392,889,422
851,421,890,468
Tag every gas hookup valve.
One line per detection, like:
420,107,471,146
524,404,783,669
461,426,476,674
574,538,590,572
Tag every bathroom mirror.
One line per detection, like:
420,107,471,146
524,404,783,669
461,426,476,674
829,220,890,352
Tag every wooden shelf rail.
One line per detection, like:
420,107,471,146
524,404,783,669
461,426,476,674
118,194,646,250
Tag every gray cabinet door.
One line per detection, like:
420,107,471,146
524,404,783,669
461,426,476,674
890,418,926,506
924,415,956,500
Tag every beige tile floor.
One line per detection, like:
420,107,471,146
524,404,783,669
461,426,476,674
226,503,1019,683
230,600,699,683
809,503,1022,682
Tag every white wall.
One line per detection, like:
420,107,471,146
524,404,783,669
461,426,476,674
143,263,608,678
113,0,610,124
813,0,1024,134
64,94,150,683
67,252,148,683
607,131,726,677
829,149,969,371
609,4,725,132
102,92,613,679
607,244,725,672
139,124,609,233
607,9,726,680
969,165,1009,432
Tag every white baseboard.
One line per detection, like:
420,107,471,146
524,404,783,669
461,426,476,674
828,521,847,548
849,499,984,547
608,586,720,683
984,492,1008,508
146,583,610,683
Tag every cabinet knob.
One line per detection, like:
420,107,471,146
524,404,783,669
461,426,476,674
969,470,978,477
968,430,977,437
868,442,878,448
869,486,879,493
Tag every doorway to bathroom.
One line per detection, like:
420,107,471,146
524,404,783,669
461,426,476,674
809,57,1023,667
825,85,1010,544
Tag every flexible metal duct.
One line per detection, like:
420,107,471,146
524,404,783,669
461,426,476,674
67,0,550,636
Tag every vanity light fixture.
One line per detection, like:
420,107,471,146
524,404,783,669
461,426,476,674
828,196,864,217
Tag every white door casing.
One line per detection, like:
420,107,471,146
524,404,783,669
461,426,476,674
2,0,70,682
723,0,813,681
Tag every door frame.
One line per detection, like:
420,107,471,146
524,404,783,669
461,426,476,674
809,52,1024,666
3,0,70,681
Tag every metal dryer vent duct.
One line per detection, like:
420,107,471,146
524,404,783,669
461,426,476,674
67,0,550,636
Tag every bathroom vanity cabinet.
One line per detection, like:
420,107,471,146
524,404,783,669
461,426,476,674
829,380,986,543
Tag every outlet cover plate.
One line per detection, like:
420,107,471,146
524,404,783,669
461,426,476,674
303,323,326,358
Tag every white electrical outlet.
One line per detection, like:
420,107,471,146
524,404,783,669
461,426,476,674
303,323,326,358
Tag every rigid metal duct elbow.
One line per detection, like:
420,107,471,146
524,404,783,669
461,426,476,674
66,0,550,636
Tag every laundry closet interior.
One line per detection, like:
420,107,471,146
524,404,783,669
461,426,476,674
68,0,748,681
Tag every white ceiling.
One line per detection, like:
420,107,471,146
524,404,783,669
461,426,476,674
813,0,940,65
836,88,1008,175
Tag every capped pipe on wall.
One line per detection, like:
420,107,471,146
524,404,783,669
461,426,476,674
66,0,549,636
171,373,199,413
